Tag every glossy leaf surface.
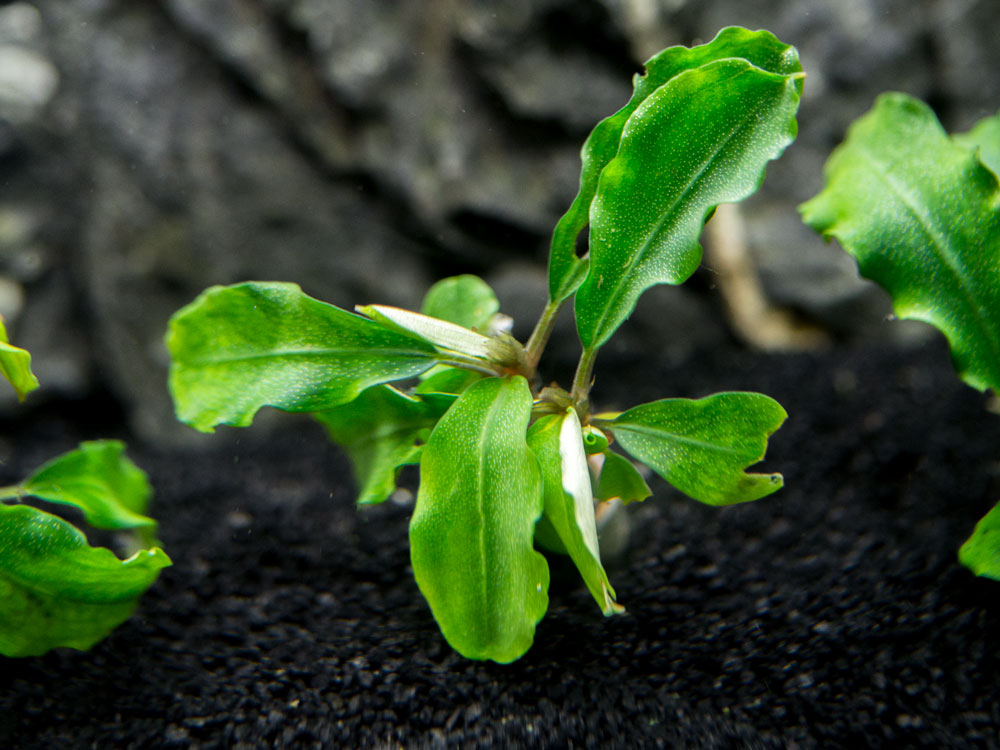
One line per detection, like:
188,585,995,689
0,317,39,402
599,392,786,506
421,275,500,331
409,376,548,662
528,410,620,616
595,451,652,504
548,27,802,305
167,282,441,432
575,57,802,349
314,386,453,505
959,501,1000,580
800,94,1000,393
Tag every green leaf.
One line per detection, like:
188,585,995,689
0,503,170,657
954,109,1000,178
598,392,786,506
959,501,1000,580
595,451,652,504
21,440,159,544
421,275,500,331
167,282,442,432
574,56,803,349
527,410,621,616
414,366,484,396
800,93,1000,393
313,386,453,505
409,376,548,662
0,317,39,402
549,26,802,310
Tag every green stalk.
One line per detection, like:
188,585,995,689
524,299,564,374
570,345,599,418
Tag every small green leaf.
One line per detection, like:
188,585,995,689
21,441,153,526
528,410,621,616
409,376,548,663
800,94,1000,393
581,425,610,455
576,57,803,349
0,503,170,657
421,275,500,331
595,451,652,504
167,282,442,432
313,386,453,505
959,501,1000,580
0,317,39,402
548,27,802,306
599,392,786,506
954,109,1000,178
414,366,484,396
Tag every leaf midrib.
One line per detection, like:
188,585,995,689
183,346,439,367
614,421,747,458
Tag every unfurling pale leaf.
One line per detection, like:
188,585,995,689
409,376,548,663
528,410,622,616
548,27,802,306
167,282,442,432
800,93,1000,393
599,392,786,506
575,57,803,349
959,501,1000,581
314,386,453,505
0,317,39,402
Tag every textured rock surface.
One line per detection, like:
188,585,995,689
1,0,998,440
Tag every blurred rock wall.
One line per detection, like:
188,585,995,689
1,0,998,440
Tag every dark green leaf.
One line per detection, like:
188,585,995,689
167,282,442,432
599,392,786,506
800,94,1000,392
0,503,170,657
575,57,803,348
314,386,453,505
420,275,500,331
0,317,39,402
959,501,1000,580
409,376,548,662
595,451,652,504
549,26,802,307
528,411,621,616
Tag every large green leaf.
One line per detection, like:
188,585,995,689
0,504,170,657
0,317,39,402
409,376,548,662
575,57,803,349
421,274,500,331
527,410,621,616
548,26,802,306
954,109,1000,179
313,386,453,505
800,93,1000,393
597,392,786,506
167,282,443,432
959,500,1000,580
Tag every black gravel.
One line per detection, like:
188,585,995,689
1,338,999,749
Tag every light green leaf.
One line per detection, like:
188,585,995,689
358,304,499,362
527,410,621,616
800,94,1000,393
409,376,548,662
421,275,500,331
959,501,1000,580
598,392,786,506
414,366,484,396
0,503,170,657
313,386,453,505
0,317,39,402
21,440,158,544
595,451,652,505
575,57,802,349
954,109,1000,178
167,282,443,432
548,27,802,306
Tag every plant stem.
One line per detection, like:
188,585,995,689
524,299,564,373
0,485,25,502
570,345,598,416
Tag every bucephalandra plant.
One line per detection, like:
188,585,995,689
167,27,800,662
0,319,170,657
800,92,1000,580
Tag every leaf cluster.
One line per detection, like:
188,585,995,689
167,27,798,662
